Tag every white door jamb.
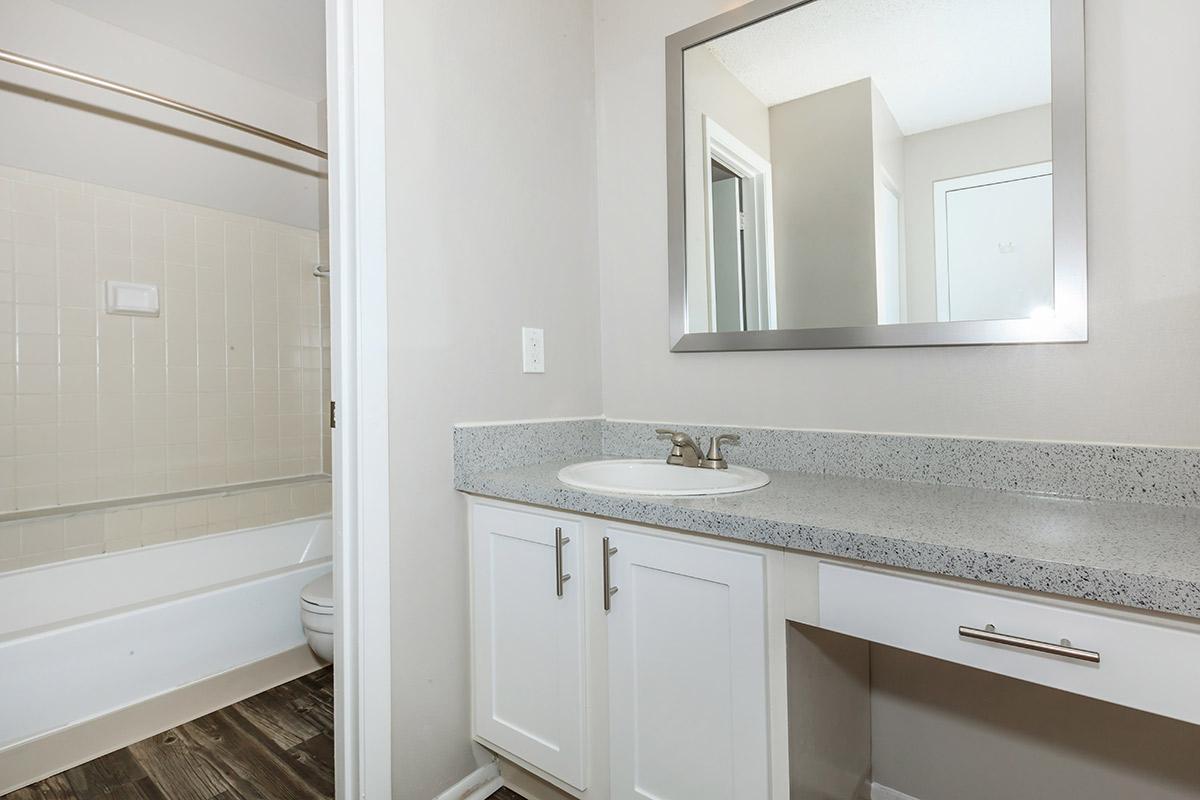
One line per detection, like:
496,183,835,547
326,0,391,797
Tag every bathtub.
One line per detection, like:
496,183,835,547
0,515,332,753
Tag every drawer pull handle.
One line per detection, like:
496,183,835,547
959,624,1100,664
603,536,618,612
555,527,571,598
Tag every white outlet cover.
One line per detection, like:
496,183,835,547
522,327,545,373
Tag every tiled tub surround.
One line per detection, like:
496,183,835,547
0,163,331,512
0,475,331,573
454,419,1200,619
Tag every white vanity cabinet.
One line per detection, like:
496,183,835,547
470,502,589,790
469,499,780,800
467,471,1200,800
604,525,770,800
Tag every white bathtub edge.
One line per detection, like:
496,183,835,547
1,514,333,639
0,513,332,580
0,645,327,795
2,555,333,646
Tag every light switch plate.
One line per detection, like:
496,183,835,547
522,327,545,373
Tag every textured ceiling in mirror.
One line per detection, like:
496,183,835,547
702,0,1050,134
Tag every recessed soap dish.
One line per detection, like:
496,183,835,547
105,280,160,317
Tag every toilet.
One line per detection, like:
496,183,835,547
299,571,334,662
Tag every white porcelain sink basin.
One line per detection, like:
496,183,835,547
557,459,769,497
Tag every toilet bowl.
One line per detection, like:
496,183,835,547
300,571,334,662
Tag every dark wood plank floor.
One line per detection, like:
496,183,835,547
6,667,334,800
8,669,535,800
487,790,526,800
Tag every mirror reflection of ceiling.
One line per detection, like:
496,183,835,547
702,0,1050,134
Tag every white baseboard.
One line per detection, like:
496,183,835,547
871,782,923,800
433,761,503,800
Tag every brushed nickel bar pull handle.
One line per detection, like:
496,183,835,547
603,536,618,611
555,527,571,598
959,624,1100,664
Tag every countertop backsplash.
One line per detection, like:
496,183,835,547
455,417,1200,508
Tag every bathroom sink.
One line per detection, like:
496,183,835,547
557,459,769,497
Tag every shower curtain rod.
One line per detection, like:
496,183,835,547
0,47,328,159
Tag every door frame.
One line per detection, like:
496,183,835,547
326,0,392,797
874,168,906,325
700,115,777,332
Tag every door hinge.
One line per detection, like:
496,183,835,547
329,400,336,429
738,211,746,231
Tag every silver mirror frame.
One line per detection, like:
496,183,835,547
666,0,1087,351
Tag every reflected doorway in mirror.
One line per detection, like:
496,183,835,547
697,115,777,334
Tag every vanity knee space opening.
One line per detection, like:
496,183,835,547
785,623,1200,800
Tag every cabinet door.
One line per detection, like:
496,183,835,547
606,527,769,800
471,502,587,789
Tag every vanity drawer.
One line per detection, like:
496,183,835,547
818,562,1200,725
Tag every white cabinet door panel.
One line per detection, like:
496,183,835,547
606,527,769,800
472,503,587,789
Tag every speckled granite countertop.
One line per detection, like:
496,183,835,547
457,458,1200,620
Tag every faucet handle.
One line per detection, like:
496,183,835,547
657,429,696,447
656,428,684,465
701,434,741,469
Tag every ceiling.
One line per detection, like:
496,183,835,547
49,0,326,101
702,0,1051,135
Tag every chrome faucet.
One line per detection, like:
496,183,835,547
655,430,741,470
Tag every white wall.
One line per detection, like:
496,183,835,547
0,0,323,230
383,1,603,796
768,79,877,329
595,0,1200,447
903,104,1052,321
683,46,770,330
385,0,1199,794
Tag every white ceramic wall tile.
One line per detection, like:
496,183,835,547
0,163,331,513
0,476,331,573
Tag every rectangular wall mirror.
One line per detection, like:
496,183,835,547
666,0,1087,350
